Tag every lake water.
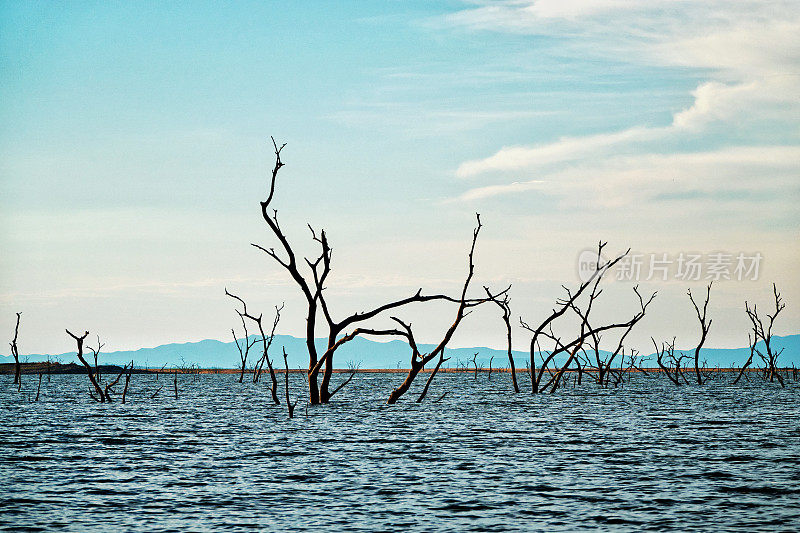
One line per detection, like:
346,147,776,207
1,371,799,532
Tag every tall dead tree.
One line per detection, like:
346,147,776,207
252,138,488,404
379,215,506,404
519,242,656,394
10,313,21,389
484,290,518,392
688,283,713,385
225,289,282,403
745,283,786,387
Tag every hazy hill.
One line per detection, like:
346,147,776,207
2,334,798,370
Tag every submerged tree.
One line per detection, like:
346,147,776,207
745,283,786,387
230,315,257,384
375,215,506,403
688,283,713,385
225,289,282,402
519,242,656,394
652,337,688,386
252,139,490,404
9,312,21,389
483,286,519,392
66,329,129,402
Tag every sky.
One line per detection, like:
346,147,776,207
1,0,798,356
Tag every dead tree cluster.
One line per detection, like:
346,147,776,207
5,142,794,411
519,242,657,394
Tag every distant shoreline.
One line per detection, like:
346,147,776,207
0,362,787,375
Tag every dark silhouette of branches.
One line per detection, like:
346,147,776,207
253,139,497,404
283,348,298,418
688,283,713,384
225,288,282,403
416,351,450,403
67,329,104,401
10,313,21,389
230,312,257,384
745,283,786,387
653,337,689,386
520,242,655,394
483,284,515,391
377,215,509,404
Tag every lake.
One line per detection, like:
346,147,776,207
2,371,799,532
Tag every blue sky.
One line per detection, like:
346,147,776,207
1,1,798,354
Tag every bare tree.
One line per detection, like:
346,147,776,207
35,373,42,401
416,351,450,403
283,348,298,418
65,329,128,402
377,215,507,404
230,306,257,384
471,352,479,380
252,139,493,404
87,335,105,385
122,361,134,404
67,329,104,400
745,284,786,387
484,289,518,392
225,289,282,403
652,337,689,386
520,242,656,394
574,284,655,388
688,283,713,385
10,312,21,388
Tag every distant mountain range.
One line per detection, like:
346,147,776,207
2,334,798,370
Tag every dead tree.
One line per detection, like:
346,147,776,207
484,289,518,392
225,289,282,403
732,340,753,385
416,351,450,403
122,361,134,403
688,283,713,384
377,215,507,404
10,312,21,388
520,242,656,394
745,284,786,387
575,284,654,388
87,335,105,385
231,308,257,384
653,337,689,386
282,348,298,418
488,355,494,380
35,373,42,401
472,352,479,379
252,139,491,404
67,329,105,401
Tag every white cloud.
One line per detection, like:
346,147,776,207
453,146,800,208
448,1,800,212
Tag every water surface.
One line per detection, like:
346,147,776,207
2,372,799,531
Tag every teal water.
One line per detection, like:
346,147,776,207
1,372,799,531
